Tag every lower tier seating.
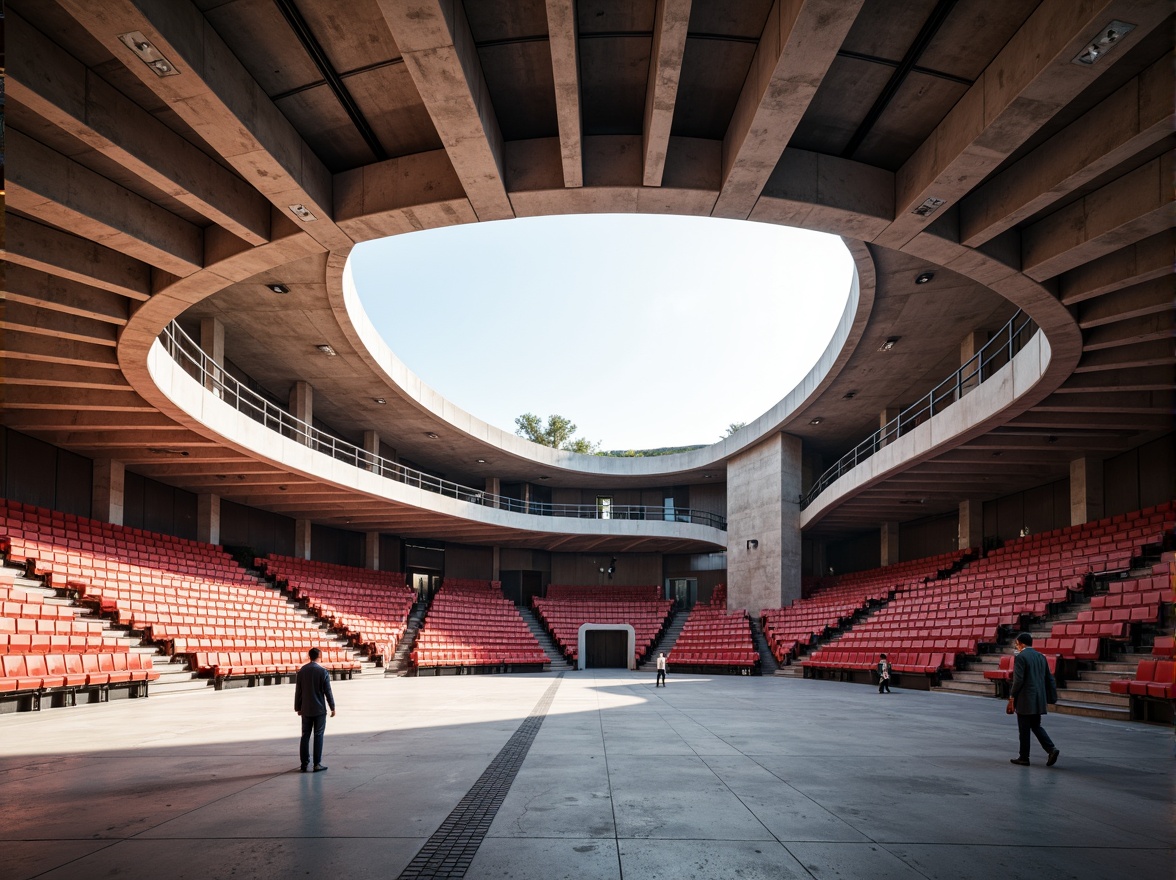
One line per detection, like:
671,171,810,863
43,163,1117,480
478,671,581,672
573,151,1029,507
413,581,547,670
667,607,758,671
533,593,672,664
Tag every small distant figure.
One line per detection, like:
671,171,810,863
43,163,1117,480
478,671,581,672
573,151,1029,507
655,652,667,687
295,647,336,772
1008,632,1059,767
877,653,892,694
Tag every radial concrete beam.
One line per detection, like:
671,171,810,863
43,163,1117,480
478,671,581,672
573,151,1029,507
1022,151,1174,281
56,0,351,252
712,0,862,219
1,361,133,390
1074,338,1175,372
1060,229,1174,304
877,0,1171,249
1053,366,1174,393
1076,276,1175,328
2,215,151,300
0,410,181,430
642,0,691,187
0,332,121,369
960,50,1175,247
5,266,130,325
6,10,270,246
1,301,119,347
377,0,514,221
0,386,155,411
544,0,584,188
1082,309,1174,351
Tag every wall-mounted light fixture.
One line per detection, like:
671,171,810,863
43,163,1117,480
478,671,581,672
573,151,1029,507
914,272,935,285
878,337,900,352
315,344,337,356
266,283,290,294
746,539,759,550
288,204,318,222
117,32,180,77
1073,20,1135,65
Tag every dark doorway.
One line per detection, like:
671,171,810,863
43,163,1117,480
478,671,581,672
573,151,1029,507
585,630,628,668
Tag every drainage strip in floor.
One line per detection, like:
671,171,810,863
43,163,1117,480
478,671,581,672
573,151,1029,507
396,673,565,879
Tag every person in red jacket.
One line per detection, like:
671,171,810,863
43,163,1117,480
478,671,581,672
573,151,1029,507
295,647,336,772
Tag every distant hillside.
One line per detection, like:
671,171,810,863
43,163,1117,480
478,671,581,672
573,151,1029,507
598,445,707,458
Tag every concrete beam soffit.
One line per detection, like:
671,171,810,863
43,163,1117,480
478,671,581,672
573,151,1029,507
545,0,584,188
642,0,692,188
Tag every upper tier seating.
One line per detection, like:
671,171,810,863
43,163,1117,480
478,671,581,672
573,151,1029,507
533,587,672,664
763,551,965,664
412,581,548,669
0,500,359,682
802,503,1173,676
667,607,758,671
260,554,415,663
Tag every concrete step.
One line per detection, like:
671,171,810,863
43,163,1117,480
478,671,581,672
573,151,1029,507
1053,700,1132,720
749,617,779,674
948,670,992,685
639,609,688,669
518,606,573,670
937,680,996,696
1056,686,1128,707
151,677,215,696
1078,669,1137,684
773,665,804,677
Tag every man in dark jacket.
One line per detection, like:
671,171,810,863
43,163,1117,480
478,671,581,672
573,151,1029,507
1007,632,1059,766
295,648,336,772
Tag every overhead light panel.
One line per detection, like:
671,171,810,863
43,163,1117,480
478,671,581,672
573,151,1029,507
1073,20,1135,65
315,344,337,356
879,337,900,352
118,32,180,77
289,204,318,222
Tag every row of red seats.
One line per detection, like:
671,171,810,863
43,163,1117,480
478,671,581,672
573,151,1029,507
546,584,662,600
804,650,945,674
0,651,158,691
982,653,1060,682
533,595,671,662
1109,660,1175,698
414,583,547,668
1,634,130,654
192,649,357,678
668,608,758,670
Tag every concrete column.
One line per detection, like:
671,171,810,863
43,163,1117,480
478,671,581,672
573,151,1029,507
726,432,803,613
363,430,380,472
879,407,901,446
365,531,380,570
1070,457,1104,526
91,459,125,525
294,519,312,560
484,476,500,508
200,316,225,397
289,381,313,445
880,521,900,567
959,330,988,397
197,493,221,545
958,499,983,551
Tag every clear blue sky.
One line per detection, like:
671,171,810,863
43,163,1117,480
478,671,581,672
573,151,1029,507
350,214,853,451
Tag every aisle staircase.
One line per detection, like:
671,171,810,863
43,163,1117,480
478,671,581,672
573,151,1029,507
384,597,428,676
518,606,574,670
638,608,689,671
748,616,779,675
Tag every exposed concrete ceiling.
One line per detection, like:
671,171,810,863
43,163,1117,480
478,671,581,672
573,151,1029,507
3,0,1173,548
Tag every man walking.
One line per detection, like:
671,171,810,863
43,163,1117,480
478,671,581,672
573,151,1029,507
1007,632,1059,767
655,652,667,687
295,648,336,772
877,653,892,694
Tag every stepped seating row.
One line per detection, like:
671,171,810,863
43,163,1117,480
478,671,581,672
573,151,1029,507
1,651,157,692
413,582,547,669
1153,636,1175,657
261,553,415,663
982,653,1061,682
533,595,672,663
546,584,662,600
1,634,130,654
764,551,969,663
1109,660,1175,698
804,650,945,675
668,608,758,670
192,648,356,679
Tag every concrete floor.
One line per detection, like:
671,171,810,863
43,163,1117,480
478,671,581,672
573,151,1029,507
1,671,1171,880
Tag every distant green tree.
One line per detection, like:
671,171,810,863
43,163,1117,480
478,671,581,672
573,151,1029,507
722,421,747,438
514,413,600,454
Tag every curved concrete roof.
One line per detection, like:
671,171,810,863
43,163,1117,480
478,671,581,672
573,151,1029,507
4,0,1172,548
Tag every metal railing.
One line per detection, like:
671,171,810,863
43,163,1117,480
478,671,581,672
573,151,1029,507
800,310,1037,510
159,321,727,531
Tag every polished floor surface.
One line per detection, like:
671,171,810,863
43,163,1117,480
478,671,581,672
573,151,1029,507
2,671,1172,879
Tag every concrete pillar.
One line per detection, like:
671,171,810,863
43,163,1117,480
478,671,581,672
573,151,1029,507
958,499,983,551
959,330,988,397
363,430,380,472
881,521,900,567
725,432,803,613
484,476,500,508
1070,457,1104,526
200,316,225,397
289,381,313,445
294,519,312,560
365,531,380,570
91,459,125,525
879,407,901,446
197,493,221,545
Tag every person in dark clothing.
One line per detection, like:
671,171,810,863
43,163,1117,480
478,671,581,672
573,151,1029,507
295,648,336,772
1007,632,1059,766
877,653,892,693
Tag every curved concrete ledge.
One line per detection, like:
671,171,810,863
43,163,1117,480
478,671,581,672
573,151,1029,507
147,339,727,548
800,329,1051,527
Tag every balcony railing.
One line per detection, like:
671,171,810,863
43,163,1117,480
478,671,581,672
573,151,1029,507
800,310,1037,510
159,321,727,531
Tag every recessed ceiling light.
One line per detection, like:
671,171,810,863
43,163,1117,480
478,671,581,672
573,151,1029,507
266,283,290,294
425,432,439,440
289,204,317,222
809,417,823,425
914,272,935,285
315,344,337,356
1072,20,1135,65
911,196,945,217
117,32,180,77
278,485,287,491
842,390,857,400
476,458,487,464
537,475,550,480
702,474,712,479
373,398,386,405
879,337,900,352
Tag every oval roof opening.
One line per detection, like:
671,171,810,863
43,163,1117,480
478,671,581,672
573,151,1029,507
350,214,853,451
